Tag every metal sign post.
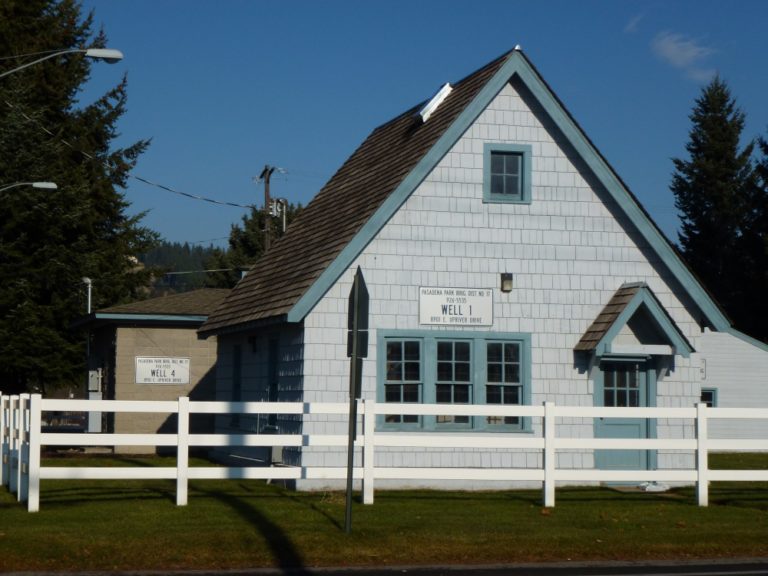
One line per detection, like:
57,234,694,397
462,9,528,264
345,267,368,534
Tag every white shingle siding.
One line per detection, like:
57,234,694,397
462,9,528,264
699,330,768,442
294,79,705,487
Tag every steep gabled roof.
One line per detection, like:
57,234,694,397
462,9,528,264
199,51,512,336
200,48,731,337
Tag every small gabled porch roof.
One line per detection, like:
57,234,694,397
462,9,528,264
575,283,694,358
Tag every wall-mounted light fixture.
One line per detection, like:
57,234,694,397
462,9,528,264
500,273,514,293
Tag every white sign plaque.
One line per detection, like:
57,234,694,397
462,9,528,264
135,357,190,385
419,287,493,326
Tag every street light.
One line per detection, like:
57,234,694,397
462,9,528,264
0,181,58,193
0,47,123,79
82,277,92,314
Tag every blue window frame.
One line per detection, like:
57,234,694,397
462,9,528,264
483,143,532,204
485,341,523,427
700,387,718,408
377,330,531,432
383,339,422,425
436,340,472,426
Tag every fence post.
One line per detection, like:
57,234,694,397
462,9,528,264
176,396,190,506
362,398,375,504
696,402,709,507
0,393,7,487
27,394,42,512
542,401,556,508
19,394,31,503
9,395,19,496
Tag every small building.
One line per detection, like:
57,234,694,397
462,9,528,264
77,288,229,452
199,48,768,488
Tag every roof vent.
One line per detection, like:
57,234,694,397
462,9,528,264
419,82,452,123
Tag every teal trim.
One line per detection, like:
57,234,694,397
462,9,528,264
376,336,424,431
287,50,730,333
595,286,694,358
483,143,532,204
726,328,768,352
700,387,718,407
94,313,207,324
377,329,532,432
509,57,730,332
594,359,657,471
287,52,520,323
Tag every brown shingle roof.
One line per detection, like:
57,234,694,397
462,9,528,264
99,288,231,317
574,283,645,352
200,50,513,336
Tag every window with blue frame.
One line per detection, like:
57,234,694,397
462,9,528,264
436,340,472,425
485,341,522,426
700,387,718,407
384,339,422,424
483,143,532,204
377,330,531,432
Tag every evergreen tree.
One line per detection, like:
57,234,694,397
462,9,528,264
0,0,158,393
670,76,755,334
739,136,768,342
140,240,218,295
206,203,302,288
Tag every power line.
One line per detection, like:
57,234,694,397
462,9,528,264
3,98,258,209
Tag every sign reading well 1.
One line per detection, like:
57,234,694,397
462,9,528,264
419,287,493,326
135,357,190,385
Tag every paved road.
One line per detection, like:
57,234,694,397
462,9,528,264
7,559,768,576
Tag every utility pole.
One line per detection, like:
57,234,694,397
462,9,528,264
259,165,276,251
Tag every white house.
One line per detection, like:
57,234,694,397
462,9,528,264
199,48,768,488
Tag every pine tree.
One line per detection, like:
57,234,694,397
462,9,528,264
206,203,303,288
739,136,768,342
0,1,158,393
670,76,755,333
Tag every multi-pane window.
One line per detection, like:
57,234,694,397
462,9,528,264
436,341,471,425
379,331,530,432
483,143,532,204
603,362,641,408
486,342,522,426
490,151,522,199
384,340,421,424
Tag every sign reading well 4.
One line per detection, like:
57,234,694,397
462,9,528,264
419,287,493,326
135,357,190,385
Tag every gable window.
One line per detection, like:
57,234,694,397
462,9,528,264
378,330,531,432
483,143,532,204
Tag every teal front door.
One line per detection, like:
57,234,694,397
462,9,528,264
594,360,653,470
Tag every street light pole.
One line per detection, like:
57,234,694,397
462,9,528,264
0,48,123,79
82,277,92,314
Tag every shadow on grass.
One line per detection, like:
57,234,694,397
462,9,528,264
40,483,177,506
280,490,344,531
195,483,311,574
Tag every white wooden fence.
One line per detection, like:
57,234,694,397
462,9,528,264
2,393,767,513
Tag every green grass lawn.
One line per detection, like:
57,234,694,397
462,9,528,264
0,453,766,571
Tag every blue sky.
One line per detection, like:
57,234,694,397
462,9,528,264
78,0,768,249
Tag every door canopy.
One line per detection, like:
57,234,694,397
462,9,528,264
575,282,694,358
